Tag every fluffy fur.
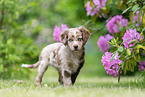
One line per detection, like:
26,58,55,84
22,27,90,87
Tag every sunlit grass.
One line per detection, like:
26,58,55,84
0,79,145,97
0,71,145,97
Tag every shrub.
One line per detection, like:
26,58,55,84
0,0,40,79
84,0,145,81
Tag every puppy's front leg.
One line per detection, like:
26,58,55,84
62,70,72,87
36,59,49,87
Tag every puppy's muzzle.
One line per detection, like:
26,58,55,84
73,45,78,50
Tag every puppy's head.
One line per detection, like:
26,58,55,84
60,27,90,51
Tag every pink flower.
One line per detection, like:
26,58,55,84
122,28,144,48
132,11,143,27
86,0,107,16
86,1,93,16
53,24,69,42
101,52,122,77
97,34,113,52
93,0,108,7
86,1,99,16
106,15,128,34
138,61,145,71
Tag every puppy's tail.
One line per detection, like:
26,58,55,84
21,61,40,69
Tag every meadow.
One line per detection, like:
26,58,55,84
0,68,145,97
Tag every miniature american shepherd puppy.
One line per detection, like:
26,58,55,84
22,27,90,87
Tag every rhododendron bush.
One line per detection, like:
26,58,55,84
84,0,145,81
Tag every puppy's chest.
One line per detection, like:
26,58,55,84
50,47,84,73
64,53,82,72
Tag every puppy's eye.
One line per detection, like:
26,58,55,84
69,39,73,42
78,38,82,41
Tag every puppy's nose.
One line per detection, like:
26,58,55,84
74,45,78,49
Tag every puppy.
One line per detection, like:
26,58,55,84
22,27,90,87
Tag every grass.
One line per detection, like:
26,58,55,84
0,68,145,97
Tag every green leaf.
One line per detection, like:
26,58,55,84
115,0,123,7
122,6,132,14
118,67,121,83
110,38,118,46
136,45,145,50
128,39,136,47
91,14,98,23
120,3,126,11
0,64,4,73
90,0,94,7
120,38,129,46
129,12,134,21
107,0,112,4
118,46,124,52
135,47,139,54
127,1,132,4
7,38,13,44
143,6,145,13
0,0,4,5
126,49,131,56
140,55,145,61
133,53,141,62
121,61,125,70
124,60,129,75
118,75,120,83
131,0,136,2
129,58,136,72
142,27,145,32
143,13,145,27
132,4,140,12
110,51,117,62
138,10,142,22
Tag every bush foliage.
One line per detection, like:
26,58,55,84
84,0,145,81
0,0,41,78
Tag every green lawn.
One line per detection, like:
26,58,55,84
0,68,145,97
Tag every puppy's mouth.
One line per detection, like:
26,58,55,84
74,49,78,51
72,48,80,51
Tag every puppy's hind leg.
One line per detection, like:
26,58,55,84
35,59,49,87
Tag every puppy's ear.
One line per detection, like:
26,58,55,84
60,29,68,45
79,27,91,45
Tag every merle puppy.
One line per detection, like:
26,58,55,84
22,27,90,87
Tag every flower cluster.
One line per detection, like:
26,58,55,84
138,61,145,71
132,11,143,27
101,52,122,77
97,34,113,52
106,15,128,34
53,24,69,42
122,28,144,48
86,0,107,17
